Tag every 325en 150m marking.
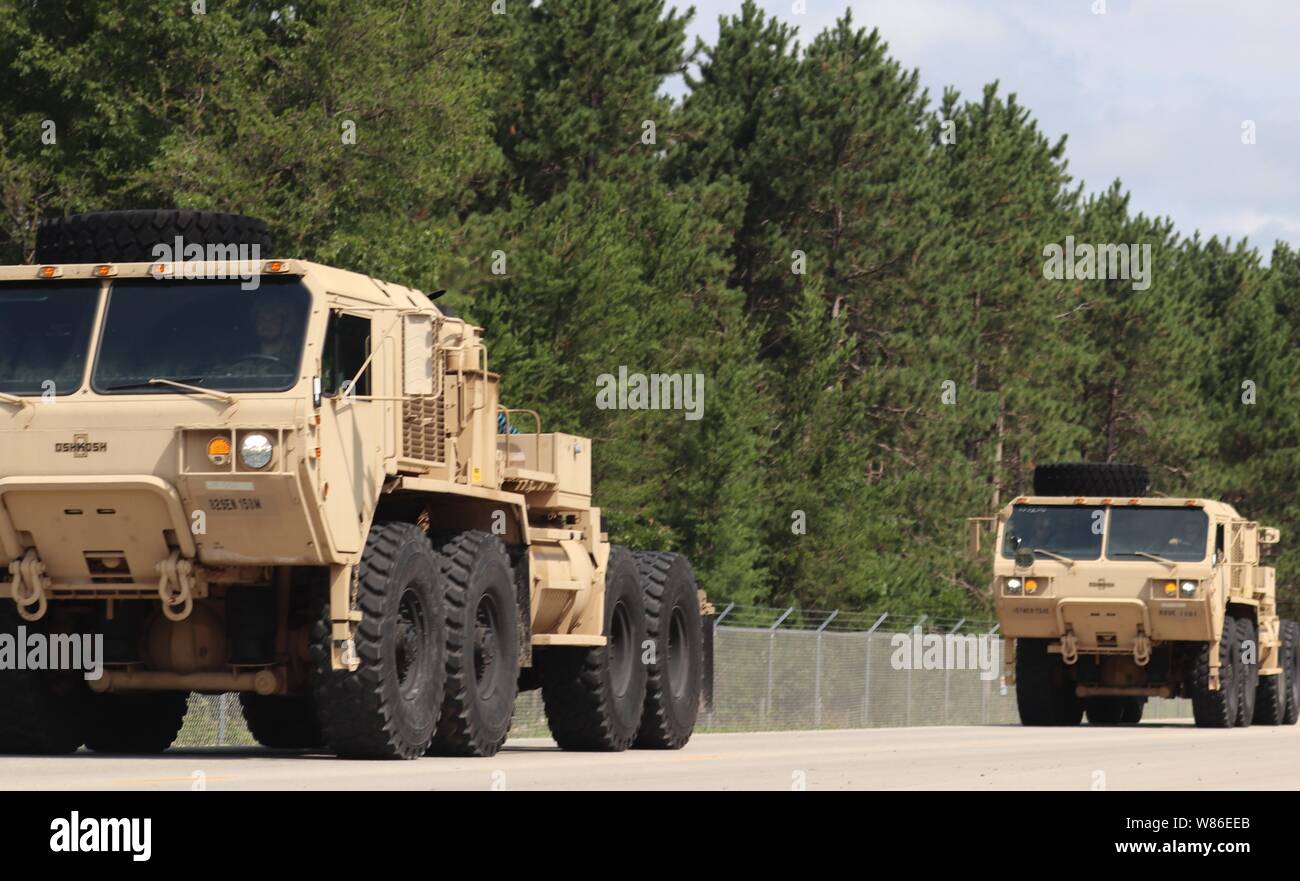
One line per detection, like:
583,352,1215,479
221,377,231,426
207,497,263,511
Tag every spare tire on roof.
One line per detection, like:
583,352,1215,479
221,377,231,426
34,209,273,264
1032,462,1150,497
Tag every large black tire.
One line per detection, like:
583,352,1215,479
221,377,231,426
0,607,87,754
1085,696,1144,726
1190,616,1241,728
540,547,648,751
310,522,446,759
1235,616,1259,727
1283,620,1300,725
84,691,189,754
1253,668,1286,726
35,209,273,264
0,670,87,754
632,551,704,749
239,694,324,749
1014,638,1082,726
1032,462,1149,497
427,530,519,757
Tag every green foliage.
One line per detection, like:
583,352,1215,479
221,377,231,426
2,0,1297,616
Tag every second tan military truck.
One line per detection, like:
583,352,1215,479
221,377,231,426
0,209,710,759
974,462,1299,728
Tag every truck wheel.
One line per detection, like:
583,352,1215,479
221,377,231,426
1283,620,1300,725
0,607,88,754
84,692,189,754
239,694,324,749
427,530,519,757
34,209,273,264
1014,638,1081,726
311,522,446,759
1253,671,1286,725
0,670,87,754
1031,463,1149,497
632,551,703,749
1085,696,1143,725
1235,616,1259,727
1190,616,1240,728
540,547,648,751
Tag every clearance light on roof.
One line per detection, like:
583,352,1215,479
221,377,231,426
94,264,116,277
38,265,62,278
151,262,173,278
264,260,287,273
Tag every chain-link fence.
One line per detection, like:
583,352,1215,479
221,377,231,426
174,607,1192,747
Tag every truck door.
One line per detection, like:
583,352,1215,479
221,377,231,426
317,310,379,554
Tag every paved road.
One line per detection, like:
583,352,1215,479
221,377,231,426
2,721,1297,790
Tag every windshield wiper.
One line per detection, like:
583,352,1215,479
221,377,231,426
1030,548,1076,566
0,390,32,410
104,376,204,391
1116,550,1177,569
104,377,236,404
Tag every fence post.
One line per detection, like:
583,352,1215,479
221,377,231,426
714,602,735,633
863,613,887,727
813,611,839,728
766,607,794,723
945,618,965,724
906,616,925,726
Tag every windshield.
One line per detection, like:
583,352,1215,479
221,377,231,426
1001,505,1102,560
0,282,101,396
1107,507,1208,562
92,278,311,394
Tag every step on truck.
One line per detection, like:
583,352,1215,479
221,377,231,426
0,209,713,759
971,462,1300,728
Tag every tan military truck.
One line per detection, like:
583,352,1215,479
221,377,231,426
0,209,710,759
972,462,1299,728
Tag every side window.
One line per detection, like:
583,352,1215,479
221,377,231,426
321,311,371,397
1214,523,1226,565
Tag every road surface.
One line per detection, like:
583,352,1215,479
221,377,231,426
2,721,1297,790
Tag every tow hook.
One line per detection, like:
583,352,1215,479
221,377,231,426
8,549,50,622
1060,629,1079,665
1133,630,1152,667
156,549,197,622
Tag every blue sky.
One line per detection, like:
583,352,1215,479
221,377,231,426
671,0,1300,256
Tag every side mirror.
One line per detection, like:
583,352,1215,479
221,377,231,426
966,516,994,556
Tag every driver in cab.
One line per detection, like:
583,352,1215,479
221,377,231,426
238,297,298,376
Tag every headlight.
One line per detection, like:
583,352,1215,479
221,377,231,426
1180,580,1197,597
240,433,274,469
1005,578,1023,595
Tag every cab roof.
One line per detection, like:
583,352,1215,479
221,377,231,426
0,259,445,316
1006,495,1243,520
